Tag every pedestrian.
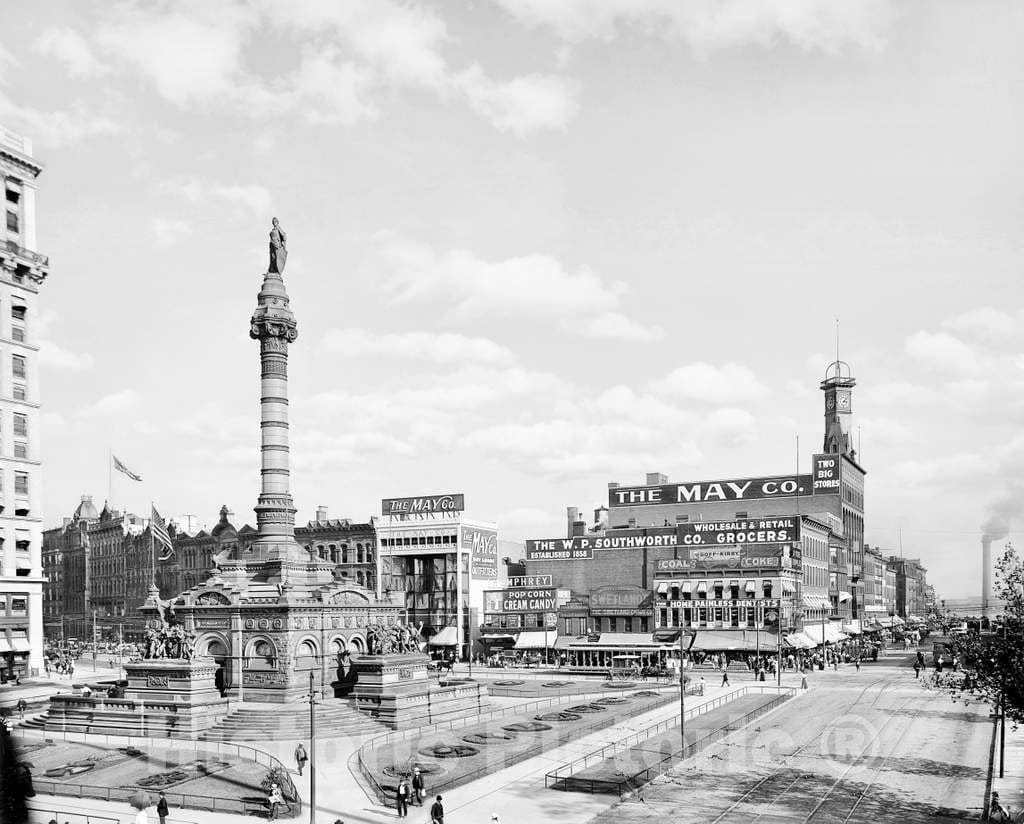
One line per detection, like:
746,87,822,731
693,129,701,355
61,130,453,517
156,791,169,824
412,766,425,805
430,795,444,824
913,660,921,679
698,676,706,695
294,743,308,776
395,777,410,818
267,782,284,820
721,669,730,687
855,658,860,672
16,699,27,720
990,791,1011,822
800,672,808,690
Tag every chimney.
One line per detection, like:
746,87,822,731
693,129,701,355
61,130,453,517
646,472,668,486
316,505,329,523
594,506,609,531
982,534,993,620
566,506,578,539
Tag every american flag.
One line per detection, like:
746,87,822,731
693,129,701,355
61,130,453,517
112,454,142,482
151,505,174,561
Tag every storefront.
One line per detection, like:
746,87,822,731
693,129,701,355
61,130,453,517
376,494,498,661
556,631,675,671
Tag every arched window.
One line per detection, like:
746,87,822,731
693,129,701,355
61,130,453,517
329,544,337,563
341,544,349,564
317,544,326,560
356,570,365,587
249,639,276,670
296,639,318,670
357,544,364,564
206,639,228,659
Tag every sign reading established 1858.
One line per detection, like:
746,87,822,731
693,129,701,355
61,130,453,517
382,493,465,516
609,474,814,507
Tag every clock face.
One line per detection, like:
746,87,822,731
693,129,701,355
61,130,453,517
837,393,850,409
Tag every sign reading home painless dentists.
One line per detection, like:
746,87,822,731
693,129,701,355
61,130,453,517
609,474,814,507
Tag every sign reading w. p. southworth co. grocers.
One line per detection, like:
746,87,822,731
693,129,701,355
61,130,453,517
381,493,465,516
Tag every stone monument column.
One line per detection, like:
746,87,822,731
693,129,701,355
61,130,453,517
249,230,300,560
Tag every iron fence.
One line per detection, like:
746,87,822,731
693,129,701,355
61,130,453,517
544,685,797,795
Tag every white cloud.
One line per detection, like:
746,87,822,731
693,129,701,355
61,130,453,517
456,66,577,136
79,389,142,417
905,330,985,375
651,362,769,403
39,342,95,371
372,236,651,340
159,177,272,217
33,27,108,78
97,5,252,107
943,306,1023,344
293,49,377,125
495,0,895,55
322,329,517,367
0,91,121,148
152,217,192,248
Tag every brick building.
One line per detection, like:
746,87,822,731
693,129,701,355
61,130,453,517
887,556,929,620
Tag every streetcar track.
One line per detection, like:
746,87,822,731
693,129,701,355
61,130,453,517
707,677,893,824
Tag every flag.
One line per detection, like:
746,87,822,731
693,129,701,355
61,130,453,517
113,455,142,482
151,505,174,561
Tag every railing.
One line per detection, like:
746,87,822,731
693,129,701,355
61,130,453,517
2,238,49,268
357,685,685,806
544,685,797,795
14,729,296,817
28,804,199,824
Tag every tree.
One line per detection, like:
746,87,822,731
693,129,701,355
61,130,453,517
935,542,1024,727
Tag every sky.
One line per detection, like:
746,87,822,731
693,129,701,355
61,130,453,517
1,0,1022,601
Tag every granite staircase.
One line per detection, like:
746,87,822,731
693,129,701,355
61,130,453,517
199,698,385,742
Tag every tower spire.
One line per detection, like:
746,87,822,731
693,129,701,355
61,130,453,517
249,220,301,560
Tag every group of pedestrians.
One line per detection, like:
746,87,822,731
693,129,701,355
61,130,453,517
394,767,427,817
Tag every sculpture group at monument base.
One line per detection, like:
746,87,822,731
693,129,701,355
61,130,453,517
351,653,488,729
45,658,229,740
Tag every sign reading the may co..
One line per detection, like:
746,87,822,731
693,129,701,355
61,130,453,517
462,525,498,579
381,493,465,517
609,475,814,507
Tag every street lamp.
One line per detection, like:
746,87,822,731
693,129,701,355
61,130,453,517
677,629,696,760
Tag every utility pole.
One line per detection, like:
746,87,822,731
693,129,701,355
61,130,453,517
678,630,694,760
92,610,97,671
309,671,317,824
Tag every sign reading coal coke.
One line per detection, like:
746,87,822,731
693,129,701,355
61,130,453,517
812,455,840,492
382,493,465,516
609,475,813,507
462,525,498,578
654,545,788,571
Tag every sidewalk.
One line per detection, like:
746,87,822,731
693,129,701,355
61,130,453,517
991,720,1024,818
1,663,124,713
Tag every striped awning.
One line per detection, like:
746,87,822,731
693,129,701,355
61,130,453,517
428,627,459,646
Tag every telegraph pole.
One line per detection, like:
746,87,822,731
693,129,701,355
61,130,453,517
92,610,97,671
309,671,316,824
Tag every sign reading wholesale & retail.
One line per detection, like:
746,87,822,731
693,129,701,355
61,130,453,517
609,474,814,507
381,493,465,517
462,525,498,578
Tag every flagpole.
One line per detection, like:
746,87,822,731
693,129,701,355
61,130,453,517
150,501,156,589
108,449,112,509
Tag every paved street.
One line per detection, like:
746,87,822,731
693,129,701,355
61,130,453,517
593,652,993,824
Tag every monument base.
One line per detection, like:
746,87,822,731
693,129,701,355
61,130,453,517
351,653,487,729
45,659,229,740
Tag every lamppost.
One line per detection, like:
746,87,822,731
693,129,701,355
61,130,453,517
677,629,695,760
308,671,317,824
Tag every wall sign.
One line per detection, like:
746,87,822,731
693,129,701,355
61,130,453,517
381,494,465,516
610,475,814,507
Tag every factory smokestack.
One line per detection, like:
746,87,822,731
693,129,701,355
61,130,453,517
982,534,993,620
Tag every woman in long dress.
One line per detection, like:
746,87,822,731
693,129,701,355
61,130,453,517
269,217,287,273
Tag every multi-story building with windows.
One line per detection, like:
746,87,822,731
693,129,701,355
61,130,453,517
0,126,48,679
887,556,929,620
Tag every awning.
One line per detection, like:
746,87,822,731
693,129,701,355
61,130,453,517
480,634,516,644
890,615,905,626
681,581,692,593
802,624,845,645
691,629,779,651
863,604,888,613
729,579,739,587
745,580,756,593
428,627,459,646
567,632,664,649
657,582,669,594
515,631,556,650
838,591,853,603
696,581,708,593
9,638,31,652
0,639,11,653
784,633,815,649
843,621,863,635
802,593,830,610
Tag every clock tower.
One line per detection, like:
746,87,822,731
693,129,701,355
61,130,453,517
821,359,856,457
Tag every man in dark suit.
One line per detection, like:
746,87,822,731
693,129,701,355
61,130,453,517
430,795,444,824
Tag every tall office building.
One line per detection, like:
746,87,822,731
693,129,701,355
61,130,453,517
0,126,49,679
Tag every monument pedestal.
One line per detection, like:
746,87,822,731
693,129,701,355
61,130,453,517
351,654,487,729
46,658,229,740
